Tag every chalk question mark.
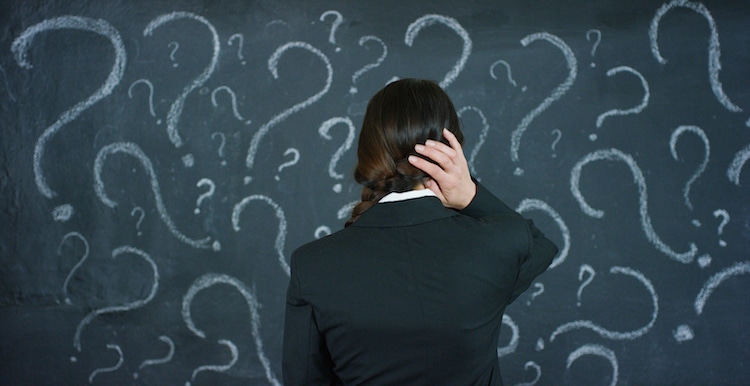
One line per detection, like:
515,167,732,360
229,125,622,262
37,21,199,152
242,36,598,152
88,344,124,384
168,41,179,67
128,79,162,124
669,125,709,211
728,143,750,186
275,148,300,181
131,206,145,236
133,335,175,380
232,194,290,276
577,264,595,306
490,59,518,88
194,178,216,215
712,209,729,247
350,35,387,94
586,29,601,68
320,10,343,52
58,231,89,305
211,132,227,166
211,86,251,125
527,282,545,305
550,129,562,157
318,117,356,192
187,339,238,386
227,33,246,65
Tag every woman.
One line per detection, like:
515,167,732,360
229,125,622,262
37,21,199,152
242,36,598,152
283,79,558,385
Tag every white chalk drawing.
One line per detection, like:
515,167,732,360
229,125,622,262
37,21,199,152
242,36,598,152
570,148,698,263
337,200,359,221
134,335,175,379
181,273,281,386
712,209,729,247
596,66,650,128
193,178,216,215
527,282,545,306
511,32,577,176
586,29,602,68
497,314,520,358
576,264,596,307
513,361,542,386
673,324,695,343
566,344,618,386
211,86,251,124
550,266,658,342
246,41,333,171
211,131,227,166
52,204,75,222
275,148,300,181
167,41,180,67
232,194,290,276
58,231,90,305
516,198,570,269
405,14,471,89
186,339,238,386
457,106,490,177
11,16,126,204
128,79,160,124
93,142,219,251
550,129,562,156
319,10,343,52
695,261,750,315
315,225,332,239
727,142,750,185
650,0,741,112
227,33,246,65
73,246,159,353
131,206,145,236
350,35,387,94
490,60,518,88
318,117,356,192
669,125,710,211
144,12,220,148
88,344,124,384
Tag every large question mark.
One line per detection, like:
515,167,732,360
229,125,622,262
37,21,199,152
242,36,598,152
72,246,159,359
245,41,332,176
88,344,124,384
496,314,519,358
511,32,577,176
194,178,215,215
576,264,595,307
232,194,290,276
669,125,710,211
405,14,471,89
133,335,175,380
144,12,220,162
128,79,162,124
227,33,246,65
549,266,657,342
571,148,698,263
275,148,300,181
594,66,650,138
11,16,126,214
131,206,145,236
318,117,356,192
58,231,89,305
516,198,570,269
94,142,220,251
585,29,601,68
167,41,179,67
457,106,490,178
211,131,227,166
650,0,741,113
187,339,238,386
727,142,750,186
182,273,281,386
211,86,251,124
712,209,729,247
319,10,343,52
350,35,387,94
566,344,618,386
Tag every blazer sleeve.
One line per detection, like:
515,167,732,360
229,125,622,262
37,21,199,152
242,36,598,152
282,258,338,385
460,181,559,304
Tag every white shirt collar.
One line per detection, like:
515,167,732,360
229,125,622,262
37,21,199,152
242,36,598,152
379,189,438,203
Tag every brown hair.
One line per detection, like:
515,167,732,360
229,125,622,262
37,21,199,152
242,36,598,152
345,78,463,227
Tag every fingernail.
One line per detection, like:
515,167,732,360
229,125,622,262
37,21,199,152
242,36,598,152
425,140,436,147
408,155,418,163
415,144,425,151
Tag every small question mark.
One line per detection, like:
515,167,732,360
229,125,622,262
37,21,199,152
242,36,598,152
187,339,239,386
168,41,179,67
577,264,595,306
128,79,162,124
490,59,518,88
550,129,562,157
527,282,545,305
131,206,145,236
350,35,387,94
320,10,343,52
211,86,251,125
713,209,729,247
194,178,216,215
88,344,124,384
58,231,89,305
227,33,246,65
318,117,356,192
275,148,300,181
586,29,601,68
134,335,175,379
211,132,227,166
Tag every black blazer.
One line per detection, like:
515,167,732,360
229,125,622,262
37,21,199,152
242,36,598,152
283,183,559,385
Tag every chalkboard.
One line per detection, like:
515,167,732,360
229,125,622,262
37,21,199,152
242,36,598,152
1,0,749,384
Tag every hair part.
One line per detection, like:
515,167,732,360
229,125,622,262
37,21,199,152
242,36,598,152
346,78,463,227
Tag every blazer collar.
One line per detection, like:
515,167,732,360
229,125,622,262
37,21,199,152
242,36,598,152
350,196,459,228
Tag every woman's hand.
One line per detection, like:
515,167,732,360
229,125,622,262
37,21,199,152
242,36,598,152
408,128,476,210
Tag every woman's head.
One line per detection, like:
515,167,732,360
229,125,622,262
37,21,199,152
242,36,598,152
346,78,463,226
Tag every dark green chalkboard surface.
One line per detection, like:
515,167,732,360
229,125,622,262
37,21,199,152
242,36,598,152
1,0,749,384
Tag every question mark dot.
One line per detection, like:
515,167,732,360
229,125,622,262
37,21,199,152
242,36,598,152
70,356,77,363
590,62,596,68
242,61,247,65
589,134,598,141
244,176,252,184
194,208,200,215
182,154,195,168
333,184,342,193
349,87,358,94
335,47,341,53
513,167,524,176
697,254,712,268
156,119,162,125
535,338,545,351
172,63,179,68
221,160,227,166
719,240,727,247
133,373,139,379
521,86,528,92
275,175,280,181
692,219,702,227
212,241,221,252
